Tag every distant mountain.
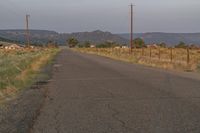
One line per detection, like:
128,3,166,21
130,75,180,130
65,30,128,44
118,33,200,46
0,30,59,44
2,30,200,46
0,30,128,45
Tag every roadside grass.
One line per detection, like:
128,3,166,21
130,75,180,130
0,48,60,100
74,48,200,72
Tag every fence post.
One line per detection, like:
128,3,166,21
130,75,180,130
142,47,144,56
133,48,135,56
150,47,152,59
187,47,190,64
170,48,173,62
158,47,161,60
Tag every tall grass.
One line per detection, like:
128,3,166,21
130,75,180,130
0,48,59,99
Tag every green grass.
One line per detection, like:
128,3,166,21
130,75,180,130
0,48,59,99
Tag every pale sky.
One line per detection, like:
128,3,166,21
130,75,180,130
0,0,200,33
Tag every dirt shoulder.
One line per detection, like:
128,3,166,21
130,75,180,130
0,51,60,133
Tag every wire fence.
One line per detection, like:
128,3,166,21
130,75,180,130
77,47,200,71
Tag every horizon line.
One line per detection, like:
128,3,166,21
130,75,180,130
0,29,200,34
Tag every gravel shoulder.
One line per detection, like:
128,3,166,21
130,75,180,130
0,51,60,133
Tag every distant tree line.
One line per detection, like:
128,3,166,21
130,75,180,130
96,41,120,48
0,36,20,44
66,37,121,48
173,41,199,49
65,37,200,49
132,38,199,49
78,41,91,48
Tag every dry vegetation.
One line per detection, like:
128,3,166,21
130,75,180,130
0,48,60,100
74,48,200,72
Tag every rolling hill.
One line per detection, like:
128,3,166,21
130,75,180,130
0,30,128,45
1,30,200,46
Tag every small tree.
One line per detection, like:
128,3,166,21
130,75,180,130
189,44,199,49
96,41,119,48
133,38,146,48
77,44,83,48
157,42,167,48
83,41,91,48
175,41,187,48
67,37,79,48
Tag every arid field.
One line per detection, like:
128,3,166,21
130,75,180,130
74,48,200,72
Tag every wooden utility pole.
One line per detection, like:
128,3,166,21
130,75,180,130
130,4,133,53
25,14,30,47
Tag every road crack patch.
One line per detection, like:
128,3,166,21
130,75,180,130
54,104,62,133
107,104,134,132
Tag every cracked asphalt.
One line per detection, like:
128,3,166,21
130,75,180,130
32,49,200,133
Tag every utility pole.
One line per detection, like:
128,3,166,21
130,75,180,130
130,4,134,53
25,14,30,47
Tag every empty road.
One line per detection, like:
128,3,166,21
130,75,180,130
32,49,200,133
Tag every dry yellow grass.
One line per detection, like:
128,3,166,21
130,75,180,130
0,48,60,100
74,48,200,72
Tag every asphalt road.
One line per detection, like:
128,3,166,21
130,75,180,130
32,49,200,133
